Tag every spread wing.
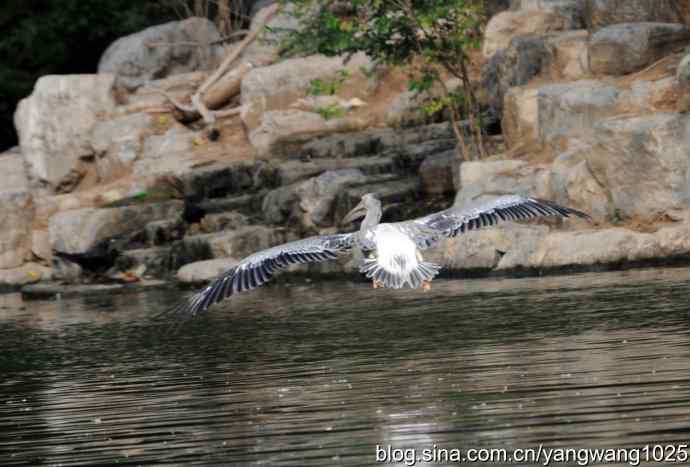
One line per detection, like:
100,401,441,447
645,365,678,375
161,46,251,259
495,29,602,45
404,195,590,249
167,233,355,317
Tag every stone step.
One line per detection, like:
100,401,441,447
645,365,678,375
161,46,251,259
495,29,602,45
275,156,396,185
196,192,265,216
197,211,250,234
301,122,455,159
115,246,176,278
178,225,295,264
144,217,186,246
179,160,279,200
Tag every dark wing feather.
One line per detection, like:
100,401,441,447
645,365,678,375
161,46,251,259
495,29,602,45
409,195,590,247
167,233,354,317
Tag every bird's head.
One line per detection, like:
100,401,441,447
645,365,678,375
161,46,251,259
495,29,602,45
342,193,381,225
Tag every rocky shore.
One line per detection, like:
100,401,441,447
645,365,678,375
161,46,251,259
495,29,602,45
3,0,690,295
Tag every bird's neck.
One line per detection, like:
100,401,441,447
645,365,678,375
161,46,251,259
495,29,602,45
360,208,381,234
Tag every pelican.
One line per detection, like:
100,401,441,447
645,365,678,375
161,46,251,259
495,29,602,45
170,194,589,316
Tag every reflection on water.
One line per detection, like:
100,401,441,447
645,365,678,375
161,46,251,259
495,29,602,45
1,267,690,466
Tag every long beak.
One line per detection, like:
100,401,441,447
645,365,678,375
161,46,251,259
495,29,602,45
342,200,366,225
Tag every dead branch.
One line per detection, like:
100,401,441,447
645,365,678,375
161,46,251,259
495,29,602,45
155,3,280,128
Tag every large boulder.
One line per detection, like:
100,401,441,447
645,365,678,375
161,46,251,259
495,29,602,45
262,169,368,227
0,192,33,269
589,23,690,76
585,0,687,32
98,17,223,91
14,74,117,193
503,78,678,150
529,228,660,267
418,150,459,195
547,145,612,222
133,125,200,183
544,30,589,80
91,113,156,182
240,53,373,132
502,85,539,148
202,225,293,259
0,263,51,288
583,113,690,222
482,36,547,116
248,110,368,160
427,223,550,271
454,160,551,208
537,80,620,148
0,147,33,269
177,257,239,283
482,9,574,59
49,201,183,255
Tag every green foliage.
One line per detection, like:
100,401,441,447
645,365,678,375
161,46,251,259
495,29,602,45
282,0,488,160
315,104,346,120
0,0,183,150
306,69,350,95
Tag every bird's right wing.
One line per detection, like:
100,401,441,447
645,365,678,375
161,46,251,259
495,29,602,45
168,233,355,317
405,195,590,249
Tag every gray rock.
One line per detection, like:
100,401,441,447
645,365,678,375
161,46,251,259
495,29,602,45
134,125,199,181
0,147,29,193
14,74,117,193
585,0,686,32
0,263,50,288
426,223,549,271
184,225,294,260
482,36,547,116
177,257,240,283
262,169,367,227
200,212,249,233
482,8,575,59
589,22,690,76
454,160,551,209
274,156,394,186
296,169,368,227
240,52,373,132
548,147,612,222
91,113,156,182
537,80,620,147
529,228,660,268
51,256,84,283
145,217,187,245
585,113,690,221
262,184,300,225
511,0,585,24
418,150,459,195
98,17,223,91
544,30,589,80
49,200,183,255
302,122,454,159
677,54,690,91
114,246,173,278
248,110,368,160
0,192,33,269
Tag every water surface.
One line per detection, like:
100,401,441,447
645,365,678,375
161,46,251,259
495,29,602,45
2,268,690,466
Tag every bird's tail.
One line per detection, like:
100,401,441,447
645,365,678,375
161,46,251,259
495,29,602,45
360,257,440,289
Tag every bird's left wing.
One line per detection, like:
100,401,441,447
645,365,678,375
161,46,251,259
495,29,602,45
168,233,355,317
402,195,590,249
